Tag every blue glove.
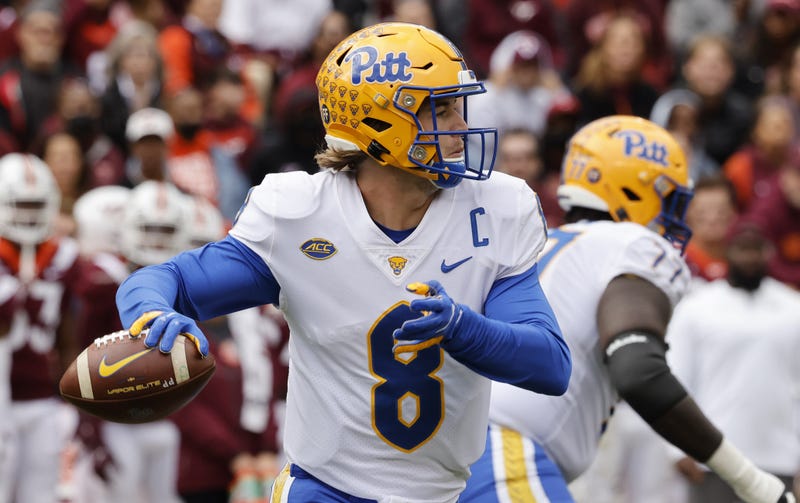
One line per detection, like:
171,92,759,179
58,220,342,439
393,280,464,355
128,310,209,357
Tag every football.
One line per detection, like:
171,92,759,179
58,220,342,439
59,329,215,424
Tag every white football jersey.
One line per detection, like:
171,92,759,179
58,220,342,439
230,169,547,502
488,220,690,482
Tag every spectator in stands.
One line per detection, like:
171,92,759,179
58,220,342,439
667,219,800,502
742,0,800,97
650,88,720,182
463,0,563,79
166,87,220,204
495,128,562,227
124,106,173,185
204,70,258,173
62,0,128,76
40,132,89,238
0,0,27,61
678,34,754,167
218,0,332,72
158,0,232,95
470,30,569,139
250,10,350,183
99,20,164,154
741,161,800,289
0,0,73,155
35,78,126,187
572,13,659,126
724,95,797,210
683,175,739,283
564,0,671,90
665,0,740,60
127,0,168,29
389,0,435,28
539,93,580,176
772,39,800,137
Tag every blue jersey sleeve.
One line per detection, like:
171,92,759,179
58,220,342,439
443,264,571,395
116,235,280,328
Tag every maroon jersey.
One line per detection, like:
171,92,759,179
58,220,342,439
72,251,129,347
2,237,82,401
172,307,288,494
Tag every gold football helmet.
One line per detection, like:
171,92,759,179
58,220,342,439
558,115,694,251
316,22,496,188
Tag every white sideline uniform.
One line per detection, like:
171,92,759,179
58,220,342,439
489,220,690,482
230,169,547,502
0,335,12,503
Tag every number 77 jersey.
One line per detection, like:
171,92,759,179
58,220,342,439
489,219,690,483
229,169,548,502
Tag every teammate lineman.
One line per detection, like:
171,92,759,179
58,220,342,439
115,22,571,502
460,115,795,503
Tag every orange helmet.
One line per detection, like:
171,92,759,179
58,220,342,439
316,22,497,188
558,115,694,251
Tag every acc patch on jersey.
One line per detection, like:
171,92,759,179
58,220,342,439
300,238,338,260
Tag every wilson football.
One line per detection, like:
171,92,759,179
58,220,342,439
59,329,215,424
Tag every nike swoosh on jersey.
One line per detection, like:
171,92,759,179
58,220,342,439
98,348,155,377
440,256,473,273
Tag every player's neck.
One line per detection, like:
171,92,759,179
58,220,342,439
356,162,438,230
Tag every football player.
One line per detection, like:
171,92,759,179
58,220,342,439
460,115,796,503
115,22,571,502
72,180,191,503
0,153,84,503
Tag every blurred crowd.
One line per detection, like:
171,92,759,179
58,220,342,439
1,0,800,502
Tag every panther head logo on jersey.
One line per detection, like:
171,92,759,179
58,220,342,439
316,22,497,189
387,256,408,276
557,115,694,252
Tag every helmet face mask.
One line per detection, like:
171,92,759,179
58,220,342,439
653,175,694,250
557,115,694,252
0,153,60,246
399,82,497,188
317,22,497,188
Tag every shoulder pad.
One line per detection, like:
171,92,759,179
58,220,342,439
249,171,325,219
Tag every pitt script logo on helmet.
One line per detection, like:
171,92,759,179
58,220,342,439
557,115,694,252
316,22,497,189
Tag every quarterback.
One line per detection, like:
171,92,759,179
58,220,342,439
115,23,571,502
460,116,795,503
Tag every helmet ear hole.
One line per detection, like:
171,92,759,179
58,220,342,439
621,188,641,201
362,118,391,132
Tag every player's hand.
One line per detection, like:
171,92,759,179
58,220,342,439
675,457,706,483
128,310,209,357
393,280,463,355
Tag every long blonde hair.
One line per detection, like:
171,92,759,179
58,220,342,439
574,14,646,94
314,147,367,172
105,20,163,82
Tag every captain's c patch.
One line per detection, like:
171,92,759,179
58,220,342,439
300,238,338,260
